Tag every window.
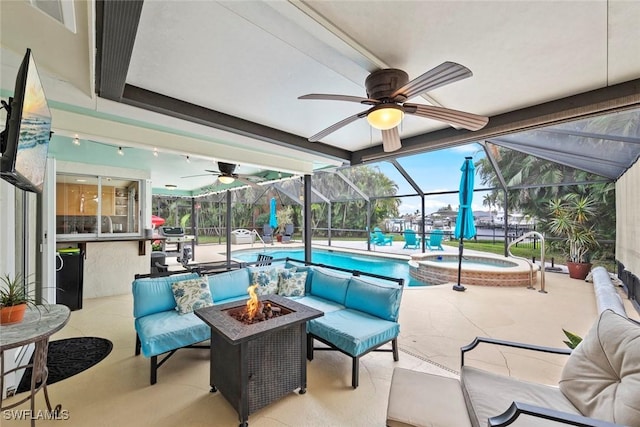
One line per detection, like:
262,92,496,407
56,174,141,237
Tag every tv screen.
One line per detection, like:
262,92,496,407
0,48,52,193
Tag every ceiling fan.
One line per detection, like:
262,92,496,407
299,61,489,153
181,162,261,188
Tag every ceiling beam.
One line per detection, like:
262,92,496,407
352,78,640,164
121,85,350,163
95,0,143,100
95,0,350,164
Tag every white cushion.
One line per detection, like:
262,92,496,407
559,309,640,425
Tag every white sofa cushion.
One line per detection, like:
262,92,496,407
461,365,580,427
559,309,640,425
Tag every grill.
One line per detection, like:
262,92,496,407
156,226,194,266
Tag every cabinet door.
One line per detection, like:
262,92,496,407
56,183,82,216
82,185,100,216
101,186,115,216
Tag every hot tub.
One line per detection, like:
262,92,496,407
409,253,536,287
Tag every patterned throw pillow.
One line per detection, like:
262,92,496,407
251,268,296,295
171,277,213,315
278,270,307,297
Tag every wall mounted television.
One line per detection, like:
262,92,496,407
0,48,52,193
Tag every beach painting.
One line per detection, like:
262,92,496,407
15,54,51,192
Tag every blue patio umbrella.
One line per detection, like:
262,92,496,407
269,197,278,229
453,157,477,292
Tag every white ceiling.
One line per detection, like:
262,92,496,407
1,0,640,193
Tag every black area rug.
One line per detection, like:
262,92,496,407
17,337,112,393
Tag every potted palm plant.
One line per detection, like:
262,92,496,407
547,194,598,280
0,273,38,324
275,206,294,242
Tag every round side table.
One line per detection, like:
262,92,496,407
0,304,70,426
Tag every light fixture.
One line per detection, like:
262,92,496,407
366,104,404,130
73,135,80,145
153,148,158,157
165,184,177,190
185,155,190,163
117,147,124,156
218,175,235,184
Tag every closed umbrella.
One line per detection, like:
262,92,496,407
269,197,278,230
453,157,477,292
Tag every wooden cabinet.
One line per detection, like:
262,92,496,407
56,184,115,216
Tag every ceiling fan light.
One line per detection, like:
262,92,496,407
367,104,404,130
218,175,235,184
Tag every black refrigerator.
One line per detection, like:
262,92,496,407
56,249,84,311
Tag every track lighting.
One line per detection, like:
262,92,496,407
117,147,124,156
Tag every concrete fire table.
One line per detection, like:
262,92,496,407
195,294,323,427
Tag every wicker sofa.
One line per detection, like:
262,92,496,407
386,309,640,427
132,258,404,386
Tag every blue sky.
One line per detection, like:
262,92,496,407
372,142,493,215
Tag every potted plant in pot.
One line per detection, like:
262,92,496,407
275,206,294,243
547,194,598,280
0,273,39,324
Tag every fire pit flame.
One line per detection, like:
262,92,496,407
246,284,262,321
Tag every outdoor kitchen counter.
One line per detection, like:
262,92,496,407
55,240,150,299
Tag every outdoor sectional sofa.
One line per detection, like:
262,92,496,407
132,258,404,386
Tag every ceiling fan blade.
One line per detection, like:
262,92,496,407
390,62,472,101
205,169,222,174
381,127,402,153
181,173,217,179
404,103,489,131
308,110,369,142
299,94,379,105
236,177,261,189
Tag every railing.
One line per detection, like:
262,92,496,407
507,231,546,293
250,229,266,250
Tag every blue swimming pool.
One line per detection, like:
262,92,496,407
230,248,427,287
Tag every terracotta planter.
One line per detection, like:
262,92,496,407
0,303,27,325
567,261,592,280
276,235,283,243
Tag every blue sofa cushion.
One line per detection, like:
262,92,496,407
345,277,403,322
293,295,345,313
308,309,400,357
135,310,210,357
310,268,350,305
132,272,200,318
208,269,250,301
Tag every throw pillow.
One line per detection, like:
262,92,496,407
251,267,296,296
278,270,307,297
559,309,640,425
171,277,213,315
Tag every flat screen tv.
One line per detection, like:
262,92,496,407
0,48,52,193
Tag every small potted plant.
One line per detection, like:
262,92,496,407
547,194,598,280
0,273,39,324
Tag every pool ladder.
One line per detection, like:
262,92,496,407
507,231,546,293
250,229,267,251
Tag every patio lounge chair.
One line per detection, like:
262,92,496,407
281,223,294,243
262,224,274,244
402,229,421,249
426,229,444,251
374,227,393,246
386,309,639,427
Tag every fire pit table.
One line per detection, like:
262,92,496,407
195,294,323,427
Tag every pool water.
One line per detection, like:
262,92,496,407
231,248,427,287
